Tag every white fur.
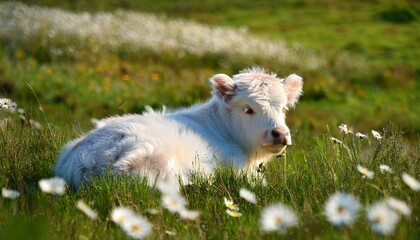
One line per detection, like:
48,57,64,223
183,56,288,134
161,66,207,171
55,67,303,189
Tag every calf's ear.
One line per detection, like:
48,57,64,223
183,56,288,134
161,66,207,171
283,74,303,108
210,74,236,102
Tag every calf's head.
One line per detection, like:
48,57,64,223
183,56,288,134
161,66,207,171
211,67,303,156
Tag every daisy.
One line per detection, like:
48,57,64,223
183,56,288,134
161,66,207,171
239,188,257,204
146,208,160,215
179,209,200,220
38,177,66,195
385,197,411,217
29,119,42,129
17,108,25,115
76,200,98,220
162,194,187,213
379,164,393,174
338,123,353,134
324,192,360,227
2,188,20,199
0,98,17,112
330,137,342,145
260,203,298,234
366,201,400,236
371,130,382,140
165,230,177,236
355,132,368,139
156,180,179,196
111,207,134,225
120,213,152,239
402,173,420,191
226,209,242,217
357,165,374,179
224,197,239,211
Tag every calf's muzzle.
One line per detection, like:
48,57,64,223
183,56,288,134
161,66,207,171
271,128,292,146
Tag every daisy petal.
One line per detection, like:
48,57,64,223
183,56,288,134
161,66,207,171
324,192,360,227
260,203,298,234
2,188,20,199
402,173,420,191
239,188,257,204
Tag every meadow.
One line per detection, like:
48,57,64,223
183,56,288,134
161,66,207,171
0,1,419,239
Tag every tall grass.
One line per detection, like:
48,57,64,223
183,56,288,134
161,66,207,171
0,108,419,239
0,2,418,136
0,1,419,239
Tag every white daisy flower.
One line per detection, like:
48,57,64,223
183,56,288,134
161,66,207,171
379,164,393,174
120,213,152,239
324,192,360,227
260,203,298,234
357,165,374,179
76,200,98,220
0,98,17,112
165,230,177,236
224,197,239,211
29,119,42,129
355,132,368,139
366,201,400,236
38,177,66,195
338,123,353,134
17,108,25,115
156,180,180,196
179,209,200,220
111,207,135,225
162,194,187,213
330,137,342,144
226,209,242,217
371,130,382,140
385,197,411,217
239,188,257,204
2,188,20,199
146,208,160,215
402,173,420,191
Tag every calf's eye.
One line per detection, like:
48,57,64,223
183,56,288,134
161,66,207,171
243,106,255,115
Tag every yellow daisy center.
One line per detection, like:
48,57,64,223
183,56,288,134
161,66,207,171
337,206,348,214
374,214,384,224
131,224,142,233
274,216,283,227
169,199,179,208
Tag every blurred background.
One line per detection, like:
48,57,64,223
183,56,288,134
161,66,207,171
0,0,419,141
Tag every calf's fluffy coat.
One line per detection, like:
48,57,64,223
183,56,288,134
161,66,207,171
55,67,303,189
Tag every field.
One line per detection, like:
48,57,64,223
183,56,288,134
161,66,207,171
0,0,419,239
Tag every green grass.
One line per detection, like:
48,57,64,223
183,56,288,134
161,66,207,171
0,0,419,239
1,114,419,239
23,0,420,67
1,0,419,137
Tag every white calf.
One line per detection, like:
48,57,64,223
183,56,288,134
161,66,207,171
55,67,303,189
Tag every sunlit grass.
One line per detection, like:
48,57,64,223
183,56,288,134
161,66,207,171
0,111,418,238
0,2,418,137
0,1,419,239
0,2,324,70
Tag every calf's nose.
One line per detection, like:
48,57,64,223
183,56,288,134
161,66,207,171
271,128,292,146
